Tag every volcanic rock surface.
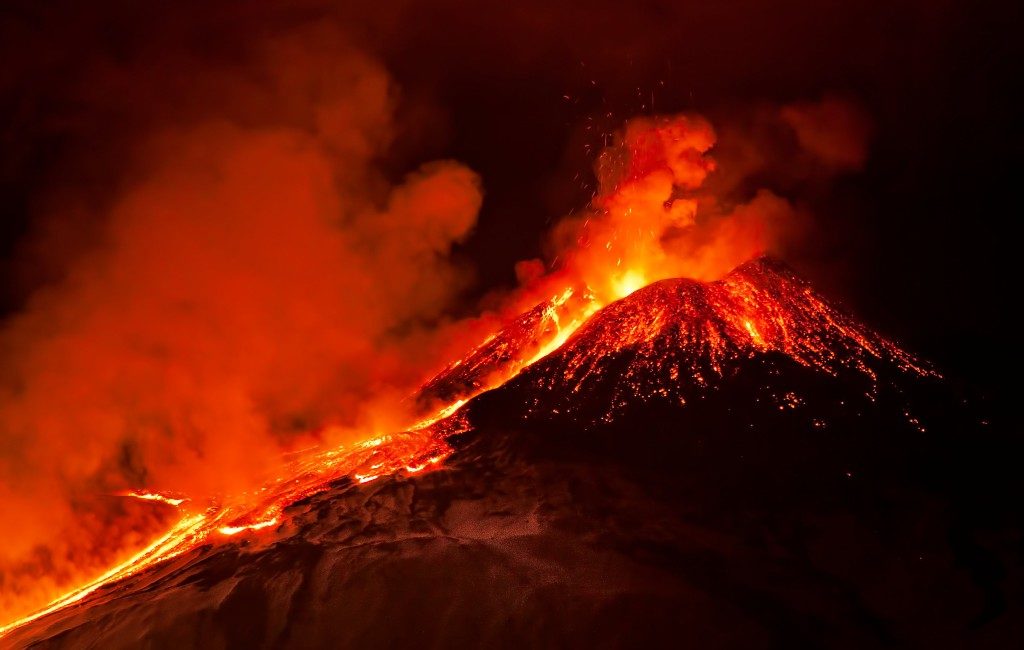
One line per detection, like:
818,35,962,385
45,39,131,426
5,259,1021,649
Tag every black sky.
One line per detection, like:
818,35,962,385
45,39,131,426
1,0,1020,391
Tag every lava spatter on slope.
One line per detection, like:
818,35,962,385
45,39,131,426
418,286,598,406
0,257,928,641
7,259,1010,649
486,257,936,426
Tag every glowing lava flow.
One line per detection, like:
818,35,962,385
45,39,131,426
218,517,280,536
0,514,208,637
521,288,603,368
418,285,616,407
120,490,188,507
507,257,937,427
0,111,926,638
0,398,471,639
0,273,611,638
0,257,934,639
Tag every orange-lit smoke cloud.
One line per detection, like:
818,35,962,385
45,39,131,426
781,95,872,171
0,27,872,619
0,30,481,621
523,97,871,304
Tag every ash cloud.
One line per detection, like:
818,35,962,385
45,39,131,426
0,20,482,620
1,0,1007,624
781,96,872,171
514,98,873,302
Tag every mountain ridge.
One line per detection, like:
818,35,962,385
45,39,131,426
462,256,935,430
5,257,1018,649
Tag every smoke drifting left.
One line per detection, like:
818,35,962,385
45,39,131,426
1,0,1007,627
0,20,488,619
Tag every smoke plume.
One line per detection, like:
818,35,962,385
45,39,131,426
518,97,871,303
0,27,482,621
0,0,877,622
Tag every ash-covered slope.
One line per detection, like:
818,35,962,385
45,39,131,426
6,259,1020,649
417,286,595,406
482,257,933,426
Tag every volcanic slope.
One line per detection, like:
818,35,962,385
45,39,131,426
417,285,596,406
6,258,1020,649
477,257,933,425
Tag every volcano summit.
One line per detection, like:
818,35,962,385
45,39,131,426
2,259,1019,648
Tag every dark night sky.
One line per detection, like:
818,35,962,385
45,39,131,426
1,0,1020,392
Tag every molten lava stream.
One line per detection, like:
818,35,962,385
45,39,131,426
1,257,933,639
0,513,209,637
0,391,479,638
1,275,631,639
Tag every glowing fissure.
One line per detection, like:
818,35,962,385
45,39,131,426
0,255,934,638
0,398,469,638
218,517,280,536
0,513,208,637
511,258,936,426
120,490,188,507
1,113,927,637
0,269,614,637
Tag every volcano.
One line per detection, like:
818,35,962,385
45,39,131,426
3,259,1019,648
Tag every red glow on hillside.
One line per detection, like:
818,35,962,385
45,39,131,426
0,110,876,636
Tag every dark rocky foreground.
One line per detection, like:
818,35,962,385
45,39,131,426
7,261,1022,648
10,361,1020,648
